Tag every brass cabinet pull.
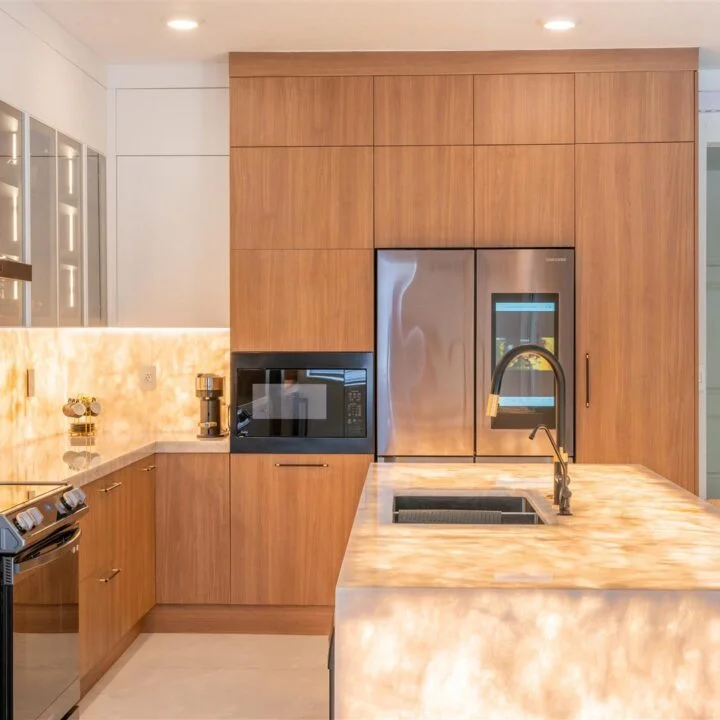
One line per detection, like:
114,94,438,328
98,568,121,583
141,464,157,472
99,482,123,493
585,353,591,408
274,463,329,468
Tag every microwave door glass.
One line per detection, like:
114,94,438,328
235,368,367,439
491,293,559,430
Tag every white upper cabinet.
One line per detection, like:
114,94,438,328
116,155,229,328
116,89,229,157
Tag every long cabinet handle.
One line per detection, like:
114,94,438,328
98,568,121,583
99,482,123,493
274,463,329,468
141,464,157,472
585,353,591,408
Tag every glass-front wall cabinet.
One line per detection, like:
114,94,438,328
0,99,106,327
30,118,58,326
57,133,83,326
86,149,106,325
0,101,24,326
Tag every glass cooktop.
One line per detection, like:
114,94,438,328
0,483,68,514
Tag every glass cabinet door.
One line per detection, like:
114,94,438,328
86,149,106,325
29,118,58,326
0,100,24,326
57,133,83,326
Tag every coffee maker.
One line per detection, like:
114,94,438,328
195,374,227,439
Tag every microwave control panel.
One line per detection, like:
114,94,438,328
344,387,366,438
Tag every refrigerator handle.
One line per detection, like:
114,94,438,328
585,353,591,408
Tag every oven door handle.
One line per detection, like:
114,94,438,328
14,526,82,576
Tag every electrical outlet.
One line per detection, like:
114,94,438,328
139,365,157,391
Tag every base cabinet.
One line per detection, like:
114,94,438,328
155,454,231,604
230,454,372,606
79,457,156,680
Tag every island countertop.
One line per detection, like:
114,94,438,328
334,464,720,718
337,462,720,591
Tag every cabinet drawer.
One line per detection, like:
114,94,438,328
79,476,123,582
79,570,122,676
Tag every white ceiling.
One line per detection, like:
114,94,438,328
34,0,720,66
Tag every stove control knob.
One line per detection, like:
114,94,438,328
15,511,36,533
62,490,80,510
27,507,44,526
62,488,86,511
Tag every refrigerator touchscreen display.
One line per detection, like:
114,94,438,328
491,292,559,430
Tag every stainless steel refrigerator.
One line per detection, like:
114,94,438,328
376,248,574,461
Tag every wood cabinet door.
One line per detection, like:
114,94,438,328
79,575,119,677
78,476,114,583
156,454,231,604
374,147,474,248
230,249,373,351
575,71,695,143
475,145,574,247
231,77,373,147
116,457,156,631
231,147,373,250
230,454,372,606
374,76,473,145
474,74,574,145
576,142,696,492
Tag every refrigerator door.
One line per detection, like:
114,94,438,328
377,250,475,457
476,248,575,458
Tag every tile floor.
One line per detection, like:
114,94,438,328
79,634,330,720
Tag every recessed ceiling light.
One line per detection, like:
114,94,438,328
166,18,199,31
543,19,576,31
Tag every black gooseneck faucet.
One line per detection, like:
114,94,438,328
486,343,572,515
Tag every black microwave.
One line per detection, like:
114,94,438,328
230,352,374,454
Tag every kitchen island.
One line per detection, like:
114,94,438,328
335,463,720,719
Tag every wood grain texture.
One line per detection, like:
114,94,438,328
231,147,373,250
79,572,121,677
474,145,574,247
143,605,333,636
80,461,156,682
576,142,696,492
118,458,156,632
81,621,142,697
474,74,574,145
155,454,231,604
374,146,474,247
230,249,374,351
231,76,373,146
575,71,695,143
374,75,473,145
230,454,372,606
229,49,698,77
78,476,113,583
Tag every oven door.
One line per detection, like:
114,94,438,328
12,525,82,720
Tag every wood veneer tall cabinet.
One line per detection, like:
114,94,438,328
576,143,696,491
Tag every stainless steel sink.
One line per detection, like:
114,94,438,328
392,494,546,525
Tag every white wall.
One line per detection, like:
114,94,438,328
108,62,229,327
0,2,106,152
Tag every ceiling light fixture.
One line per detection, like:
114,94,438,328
166,18,199,31
543,19,576,31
